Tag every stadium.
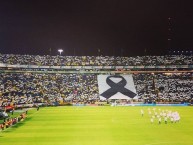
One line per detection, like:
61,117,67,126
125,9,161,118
0,54,193,145
1,1,193,145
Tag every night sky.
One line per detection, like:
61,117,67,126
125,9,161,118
0,0,193,56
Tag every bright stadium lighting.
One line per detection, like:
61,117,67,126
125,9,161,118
58,49,63,56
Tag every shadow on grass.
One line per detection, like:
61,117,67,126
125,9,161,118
11,122,26,129
3,117,32,132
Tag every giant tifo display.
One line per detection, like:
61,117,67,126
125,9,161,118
0,54,192,107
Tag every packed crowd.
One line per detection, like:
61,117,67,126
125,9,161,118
0,72,192,106
133,73,193,103
0,54,192,66
155,73,193,103
0,73,99,106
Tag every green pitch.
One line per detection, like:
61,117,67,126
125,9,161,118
1,106,193,145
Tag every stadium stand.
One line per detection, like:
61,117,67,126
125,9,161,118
0,54,192,107
0,54,192,66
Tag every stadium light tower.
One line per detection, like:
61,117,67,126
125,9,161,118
58,49,63,56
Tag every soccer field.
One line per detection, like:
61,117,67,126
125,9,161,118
1,106,193,145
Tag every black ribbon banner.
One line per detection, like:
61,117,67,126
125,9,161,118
100,75,137,99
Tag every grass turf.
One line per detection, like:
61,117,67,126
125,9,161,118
0,106,193,145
